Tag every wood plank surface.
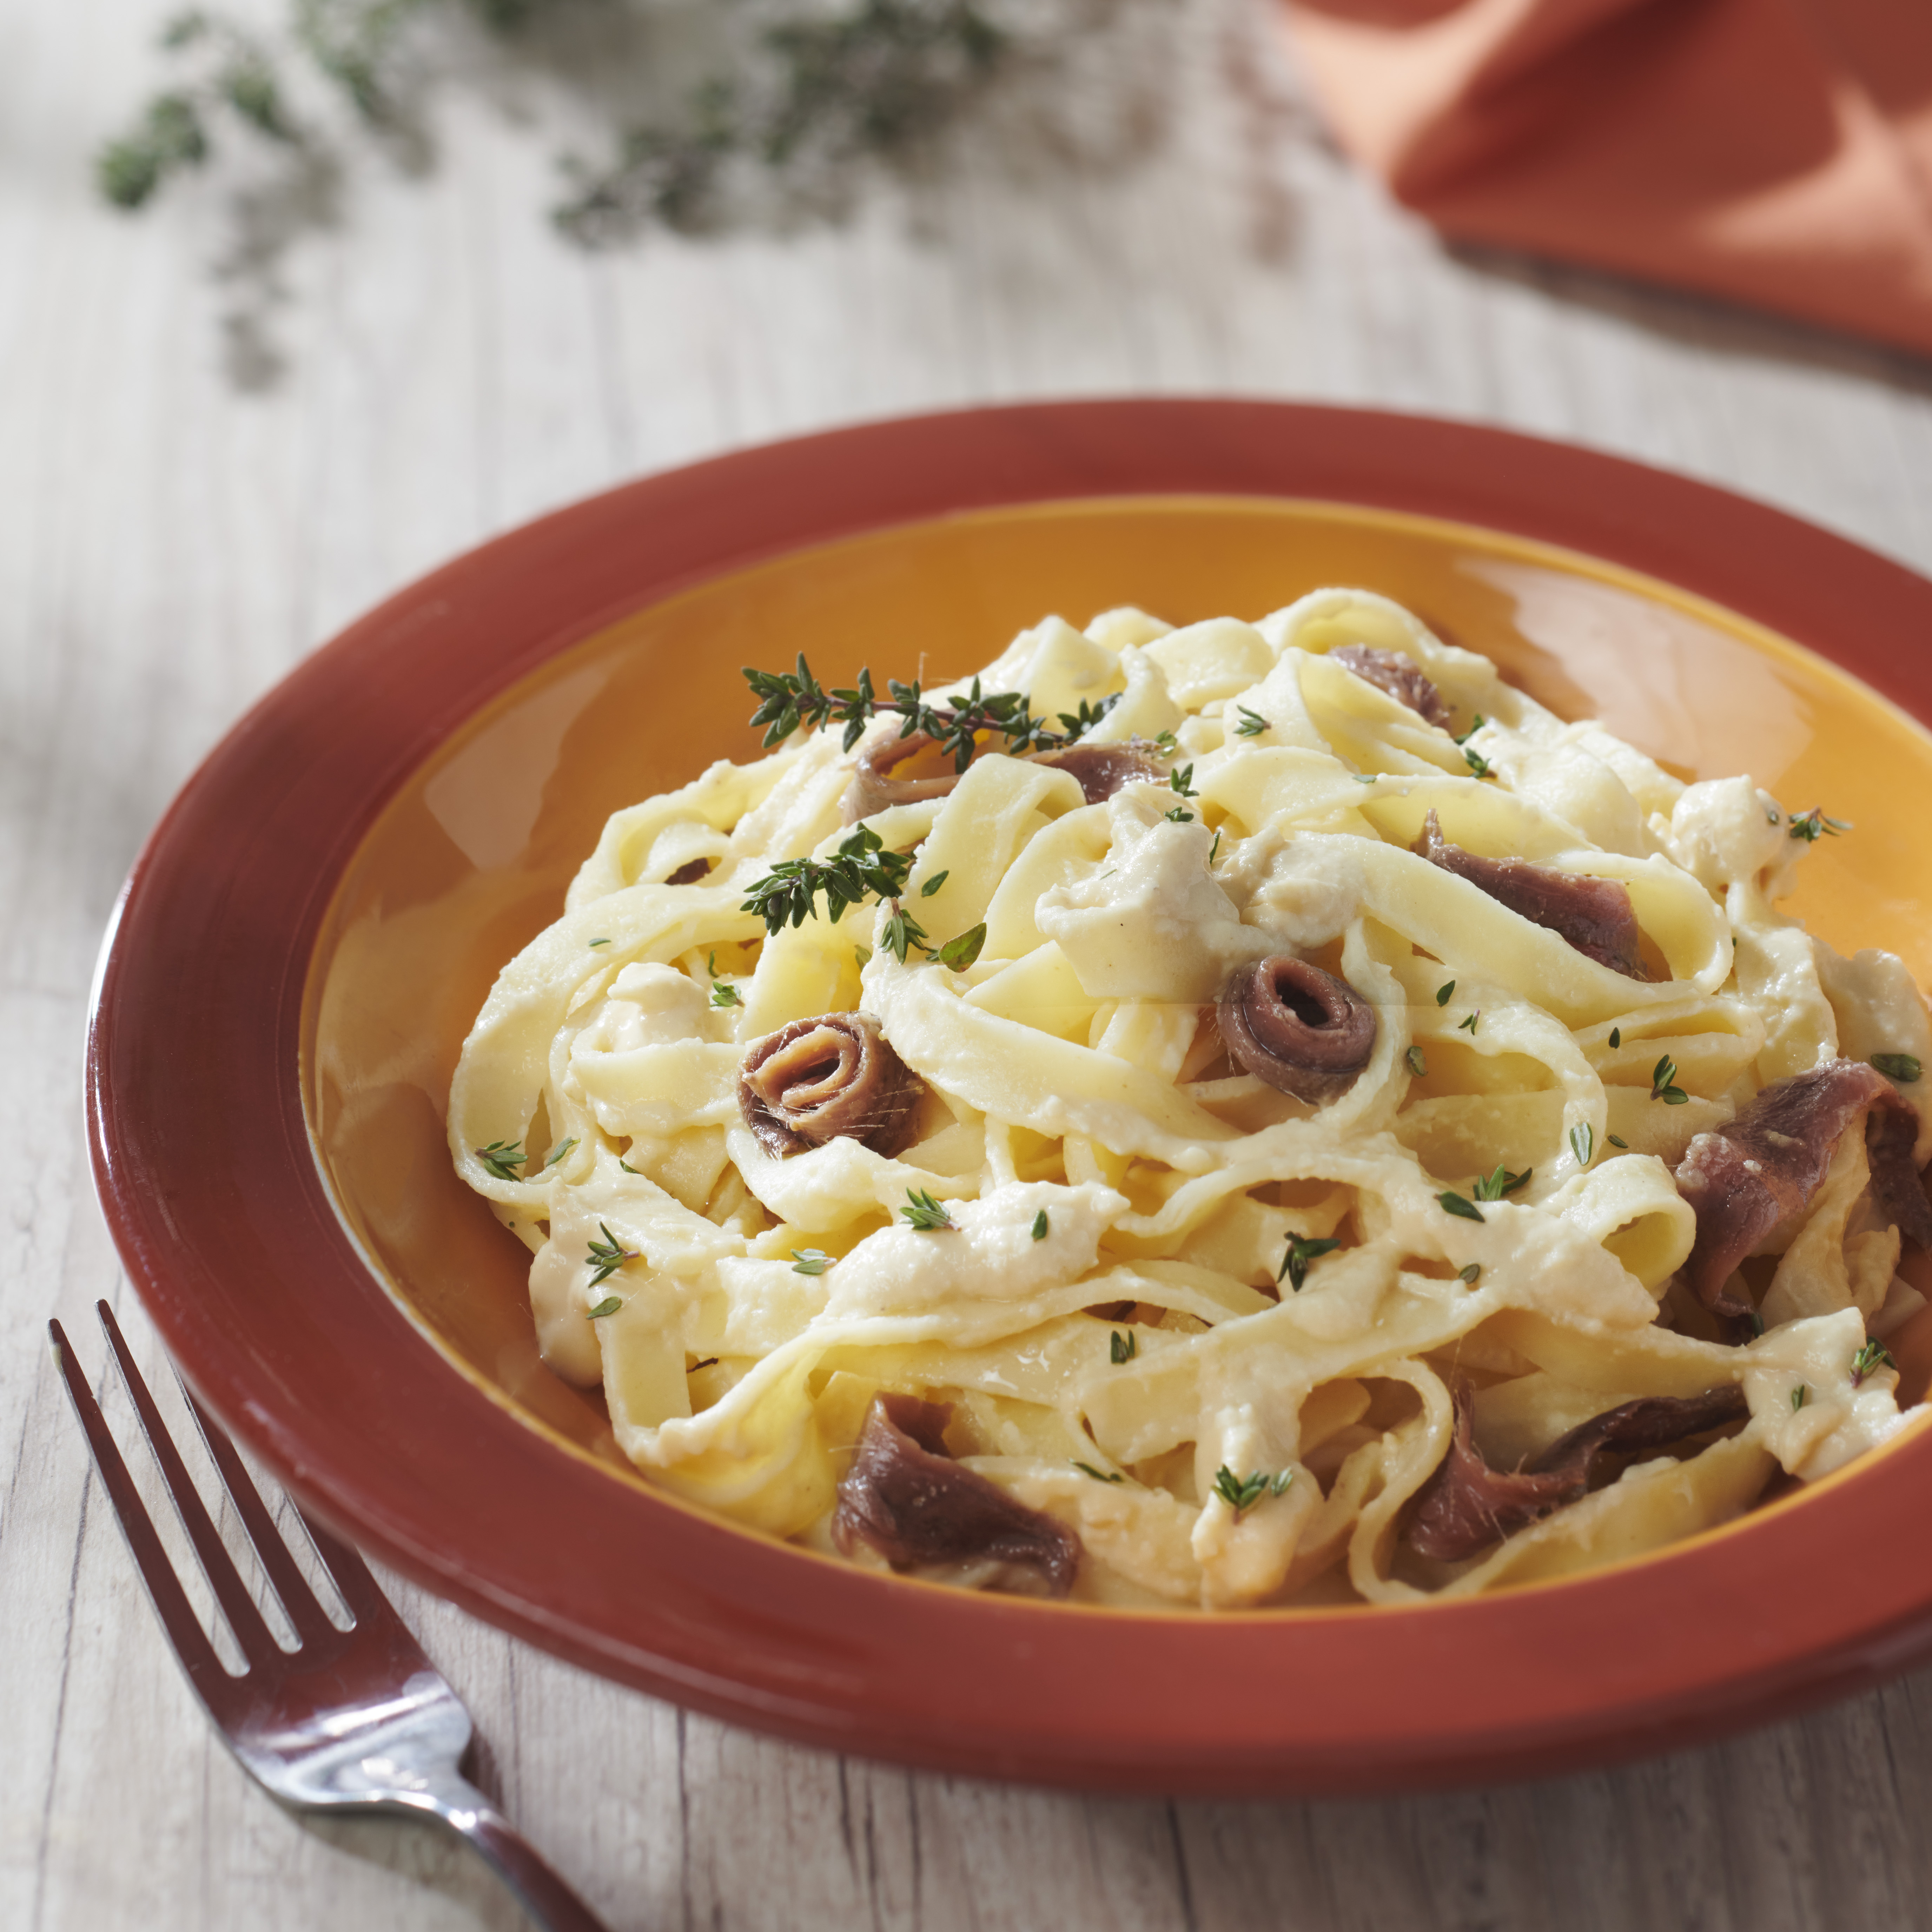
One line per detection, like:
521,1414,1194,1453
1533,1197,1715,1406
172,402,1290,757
9,2,1932,1927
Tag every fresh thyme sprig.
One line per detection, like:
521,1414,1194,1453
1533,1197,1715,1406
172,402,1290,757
1212,1465,1293,1522
475,1139,526,1181
1278,1235,1341,1292
1233,706,1268,737
1168,763,1197,800
790,1248,834,1276
741,822,912,933
1788,807,1851,843
1650,1054,1690,1105
710,981,743,1008
586,1222,635,1288
900,1187,955,1231
1457,1010,1480,1035
1852,1339,1896,1387
1470,1163,1531,1202
743,656,1096,767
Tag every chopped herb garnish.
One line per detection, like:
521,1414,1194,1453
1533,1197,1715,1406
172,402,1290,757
1233,706,1268,737
1873,1053,1922,1083
1609,1027,1621,1049
1791,1384,1809,1412
1153,730,1179,757
586,1223,634,1288
1352,773,1378,785
1209,831,1222,865
1110,1329,1137,1364
1852,1338,1896,1387
1458,1263,1481,1284
900,1187,955,1231
1607,1134,1628,1149
1462,745,1493,780
1279,1235,1342,1292
475,1139,526,1181
1436,981,1456,1007
1569,1123,1594,1169
589,937,611,947
920,870,950,897
1212,1465,1293,1521
1437,1190,1485,1223
618,1158,640,1174
542,1138,577,1169
587,1296,622,1319
1169,763,1198,800
935,922,987,972
1073,1461,1124,1484
710,981,743,1008
790,1248,834,1276
1471,1163,1531,1202
1164,807,1196,823
1788,807,1851,843
1455,715,1487,745
1031,1209,1049,1241
743,658,1090,765
707,951,720,977
1749,1311,1766,1338
1457,1011,1480,1035
1650,1054,1689,1105
1405,1044,1428,1078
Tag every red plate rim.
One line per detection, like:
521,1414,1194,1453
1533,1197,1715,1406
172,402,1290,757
86,399,1932,1795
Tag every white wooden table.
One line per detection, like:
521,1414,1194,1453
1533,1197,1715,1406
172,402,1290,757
11,2,1932,1927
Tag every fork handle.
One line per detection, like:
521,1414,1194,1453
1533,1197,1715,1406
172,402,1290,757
424,1775,614,1932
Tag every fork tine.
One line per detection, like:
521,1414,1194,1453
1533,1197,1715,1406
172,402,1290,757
94,1301,286,1672
180,1385,342,1650
296,1509,401,1632
48,1318,240,1719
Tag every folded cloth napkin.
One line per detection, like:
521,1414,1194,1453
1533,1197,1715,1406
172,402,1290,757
1281,0,1932,356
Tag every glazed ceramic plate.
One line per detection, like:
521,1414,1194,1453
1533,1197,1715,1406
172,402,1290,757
88,402,1932,1795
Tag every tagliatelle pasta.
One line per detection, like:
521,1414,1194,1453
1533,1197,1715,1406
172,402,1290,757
448,589,1932,1608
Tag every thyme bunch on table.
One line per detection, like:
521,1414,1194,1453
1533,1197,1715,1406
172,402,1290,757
96,0,1163,377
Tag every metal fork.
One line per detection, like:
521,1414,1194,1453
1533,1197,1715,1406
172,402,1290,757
49,1301,613,1932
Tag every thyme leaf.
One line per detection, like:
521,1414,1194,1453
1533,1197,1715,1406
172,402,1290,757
1073,1461,1124,1484
934,922,986,972
710,981,743,1008
1609,1027,1621,1048
1168,763,1197,800
1569,1123,1594,1169
1458,1263,1481,1284
475,1139,526,1182
1212,1465,1293,1521
1607,1134,1629,1149
1031,1208,1048,1242
587,1296,622,1319
900,1187,955,1231
1650,1054,1689,1105
1405,1044,1428,1078
1437,1190,1485,1223
1278,1235,1341,1292
1788,807,1851,843
541,1137,577,1169
586,1222,635,1288
790,1248,834,1276
1233,706,1268,737
1873,1053,1922,1083
1791,1383,1809,1411
920,870,950,896
1436,980,1456,1006
1110,1329,1137,1364
1164,806,1195,823
1457,1010,1480,1035
1852,1338,1896,1387
1471,1163,1531,1202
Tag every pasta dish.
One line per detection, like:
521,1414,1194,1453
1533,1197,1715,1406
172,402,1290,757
449,589,1932,1608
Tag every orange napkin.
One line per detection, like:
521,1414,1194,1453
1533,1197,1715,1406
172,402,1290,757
1281,0,1932,357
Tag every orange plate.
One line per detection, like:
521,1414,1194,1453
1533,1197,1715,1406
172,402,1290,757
88,402,1932,1794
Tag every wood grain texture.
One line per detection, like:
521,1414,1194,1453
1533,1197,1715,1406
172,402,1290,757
9,1,1932,1927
